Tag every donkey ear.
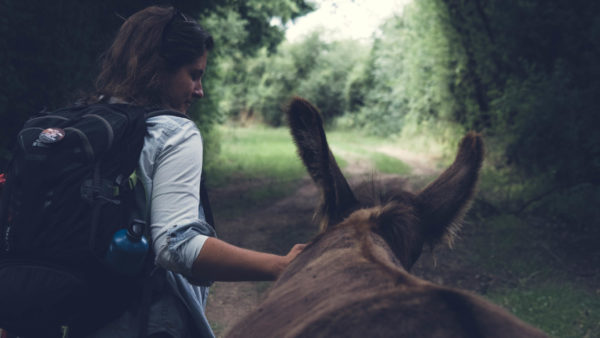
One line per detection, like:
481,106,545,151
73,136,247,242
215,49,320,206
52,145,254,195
286,97,358,231
416,132,484,245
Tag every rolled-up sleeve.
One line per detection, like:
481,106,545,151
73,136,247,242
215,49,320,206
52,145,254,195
138,117,213,279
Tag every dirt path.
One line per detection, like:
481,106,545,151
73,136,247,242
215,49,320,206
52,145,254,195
375,145,439,176
205,179,319,336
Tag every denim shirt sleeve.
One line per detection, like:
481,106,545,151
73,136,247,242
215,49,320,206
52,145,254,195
137,115,215,280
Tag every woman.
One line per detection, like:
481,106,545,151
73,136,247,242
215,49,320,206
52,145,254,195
88,6,305,337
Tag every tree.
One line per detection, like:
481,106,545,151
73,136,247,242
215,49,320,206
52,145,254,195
346,0,599,221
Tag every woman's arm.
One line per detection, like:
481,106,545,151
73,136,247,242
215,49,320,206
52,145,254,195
146,119,305,282
192,238,305,281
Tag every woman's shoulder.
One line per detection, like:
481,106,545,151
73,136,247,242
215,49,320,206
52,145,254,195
146,113,196,130
145,114,201,149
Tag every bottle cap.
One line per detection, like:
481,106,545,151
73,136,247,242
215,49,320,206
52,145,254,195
127,219,146,240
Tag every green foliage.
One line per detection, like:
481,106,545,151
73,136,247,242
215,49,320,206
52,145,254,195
247,46,299,126
204,125,305,187
215,32,369,126
436,0,600,187
295,39,368,122
343,1,462,137
334,0,599,220
206,0,313,54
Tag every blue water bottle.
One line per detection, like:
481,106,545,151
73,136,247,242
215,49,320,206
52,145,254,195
104,219,149,276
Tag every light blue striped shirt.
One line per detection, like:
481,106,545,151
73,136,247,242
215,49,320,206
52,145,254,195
88,113,216,337
139,115,216,337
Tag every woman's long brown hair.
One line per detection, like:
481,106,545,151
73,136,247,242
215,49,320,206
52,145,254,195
92,6,213,106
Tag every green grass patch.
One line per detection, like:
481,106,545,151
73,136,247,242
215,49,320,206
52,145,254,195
206,125,415,188
326,128,391,148
469,214,551,276
205,125,305,187
371,152,412,175
468,212,600,337
487,283,600,338
327,129,412,175
328,149,348,169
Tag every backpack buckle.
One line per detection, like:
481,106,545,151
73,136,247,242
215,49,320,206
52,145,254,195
80,179,121,205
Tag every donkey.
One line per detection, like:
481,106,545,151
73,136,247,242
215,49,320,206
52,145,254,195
225,97,546,338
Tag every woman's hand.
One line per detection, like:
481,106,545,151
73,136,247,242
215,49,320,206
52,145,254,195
283,243,306,266
268,243,307,280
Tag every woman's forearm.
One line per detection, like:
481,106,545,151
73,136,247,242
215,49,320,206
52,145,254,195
191,237,303,282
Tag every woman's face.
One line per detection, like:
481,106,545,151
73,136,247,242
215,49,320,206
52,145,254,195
162,52,208,113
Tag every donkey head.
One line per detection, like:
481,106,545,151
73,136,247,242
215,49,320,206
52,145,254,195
287,97,484,270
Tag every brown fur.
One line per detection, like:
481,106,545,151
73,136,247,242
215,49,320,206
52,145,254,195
225,98,546,338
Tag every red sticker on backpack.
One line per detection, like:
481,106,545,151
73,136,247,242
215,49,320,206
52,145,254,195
39,128,65,144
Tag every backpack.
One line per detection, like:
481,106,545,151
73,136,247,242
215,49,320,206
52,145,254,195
0,103,194,337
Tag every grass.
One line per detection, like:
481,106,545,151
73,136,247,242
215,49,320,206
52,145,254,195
457,147,600,338
206,125,413,188
469,214,551,275
327,129,412,174
205,125,306,187
370,152,412,175
487,283,600,338
468,202,600,337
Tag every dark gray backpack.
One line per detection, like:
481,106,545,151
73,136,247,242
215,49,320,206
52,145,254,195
0,103,200,337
